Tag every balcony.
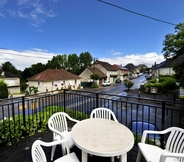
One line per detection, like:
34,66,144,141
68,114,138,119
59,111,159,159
0,89,183,162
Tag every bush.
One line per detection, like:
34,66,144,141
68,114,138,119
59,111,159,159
144,76,176,94
0,80,8,99
91,83,99,88
0,106,89,146
124,79,134,91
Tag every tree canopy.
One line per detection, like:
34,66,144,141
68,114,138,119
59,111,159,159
21,52,93,81
0,61,21,76
162,23,184,58
162,22,184,87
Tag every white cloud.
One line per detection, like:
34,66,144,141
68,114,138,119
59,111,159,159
1,0,57,27
109,50,122,56
100,52,165,67
0,49,165,71
0,48,56,70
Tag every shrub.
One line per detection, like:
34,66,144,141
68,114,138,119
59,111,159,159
0,106,89,146
144,76,176,94
91,83,99,88
124,79,134,91
0,80,8,99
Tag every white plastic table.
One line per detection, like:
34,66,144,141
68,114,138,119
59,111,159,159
71,118,134,162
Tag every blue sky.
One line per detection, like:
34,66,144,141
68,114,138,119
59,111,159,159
0,0,184,71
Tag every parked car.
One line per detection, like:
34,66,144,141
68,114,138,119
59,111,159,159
146,74,152,80
115,79,121,83
102,80,111,86
128,120,161,141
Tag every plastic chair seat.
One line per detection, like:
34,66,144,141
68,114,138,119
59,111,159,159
136,127,184,162
54,152,79,162
31,139,80,162
138,143,179,162
54,131,73,148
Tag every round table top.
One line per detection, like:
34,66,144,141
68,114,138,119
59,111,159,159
71,118,134,157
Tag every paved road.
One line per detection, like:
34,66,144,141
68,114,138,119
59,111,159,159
84,74,147,96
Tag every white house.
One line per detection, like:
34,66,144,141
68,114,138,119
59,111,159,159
152,55,184,77
27,69,81,92
0,71,20,94
91,60,118,83
79,67,107,86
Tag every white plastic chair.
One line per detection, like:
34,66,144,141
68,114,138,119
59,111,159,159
90,107,118,162
48,112,79,161
90,107,118,122
31,139,80,162
136,127,184,162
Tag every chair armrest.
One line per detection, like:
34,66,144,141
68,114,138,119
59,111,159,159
160,151,184,162
141,128,174,143
39,139,68,147
66,114,79,123
38,139,70,153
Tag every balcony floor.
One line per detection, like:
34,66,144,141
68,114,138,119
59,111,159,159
0,130,146,162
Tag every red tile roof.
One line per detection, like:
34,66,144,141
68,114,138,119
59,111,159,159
27,69,80,81
113,64,129,71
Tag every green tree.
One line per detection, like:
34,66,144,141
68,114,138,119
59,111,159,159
46,54,68,69
22,63,46,80
90,74,99,80
0,79,8,98
162,23,184,87
124,79,134,91
0,61,21,75
68,54,80,74
79,52,93,72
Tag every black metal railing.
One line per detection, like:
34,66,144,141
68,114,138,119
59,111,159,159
0,89,184,146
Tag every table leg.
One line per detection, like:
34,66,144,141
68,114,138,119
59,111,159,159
120,153,127,162
82,150,88,162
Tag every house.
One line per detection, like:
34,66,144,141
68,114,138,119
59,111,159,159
79,67,107,86
91,60,118,83
0,71,20,94
152,54,184,77
113,64,129,80
125,63,138,78
27,69,81,92
125,63,136,72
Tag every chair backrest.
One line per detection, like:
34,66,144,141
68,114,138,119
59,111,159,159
32,140,48,162
48,112,69,138
32,139,70,162
165,127,184,153
90,107,118,122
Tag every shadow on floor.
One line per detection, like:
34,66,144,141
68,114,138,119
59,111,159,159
0,130,146,162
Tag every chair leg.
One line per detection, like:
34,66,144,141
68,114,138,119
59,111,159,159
51,145,56,161
61,143,68,156
136,150,142,162
111,156,114,162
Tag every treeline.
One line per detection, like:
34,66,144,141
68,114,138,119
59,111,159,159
0,52,93,80
0,52,93,91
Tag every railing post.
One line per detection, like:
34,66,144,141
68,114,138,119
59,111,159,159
22,96,26,127
64,89,66,112
11,96,15,119
161,101,166,149
96,93,99,108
